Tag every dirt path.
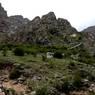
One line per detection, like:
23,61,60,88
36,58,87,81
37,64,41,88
3,81,27,93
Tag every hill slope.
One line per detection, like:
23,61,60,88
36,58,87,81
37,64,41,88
9,12,81,46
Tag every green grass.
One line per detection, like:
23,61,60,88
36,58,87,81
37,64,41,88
0,50,95,93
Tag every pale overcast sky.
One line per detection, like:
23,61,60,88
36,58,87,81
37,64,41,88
0,0,95,31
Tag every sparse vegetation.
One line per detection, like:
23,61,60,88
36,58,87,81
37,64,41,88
0,44,95,95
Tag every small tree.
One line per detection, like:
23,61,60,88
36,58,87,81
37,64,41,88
2,47,8,56
42,55,47,62
53,52,63,59
9,65,22,79
73,73,83,90
36,86,48,95
13,47,25,56
53,79,73,94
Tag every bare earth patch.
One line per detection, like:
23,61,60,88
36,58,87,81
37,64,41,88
3,80,27,93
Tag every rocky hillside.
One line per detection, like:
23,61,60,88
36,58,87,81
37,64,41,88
7,15,29,33
10,12,81,45
0,3,29,33
0,3,95,50
0,3,8,33
82,26,95,53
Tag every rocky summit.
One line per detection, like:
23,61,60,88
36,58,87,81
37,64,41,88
10,12,79,45
0,3,85,46
0,3,29,33
0,3,7,18
0,3,8,33
7,15,29,33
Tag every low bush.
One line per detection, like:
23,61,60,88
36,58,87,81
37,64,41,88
42,55,47,62
73,72,83,90
0,59,14,69
2,46,8,56
13,47,25,56
53,79,73,94
53,52,63,59
9,65,22,79
36,86,48,95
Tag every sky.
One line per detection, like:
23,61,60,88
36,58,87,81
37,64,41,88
0,0,95,31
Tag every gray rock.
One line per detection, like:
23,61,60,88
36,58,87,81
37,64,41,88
0,3,7,18
0,3,79,46
32,75,41,81
7,15,29,33
0,3,29,41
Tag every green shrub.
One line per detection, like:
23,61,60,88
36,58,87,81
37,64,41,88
53,79,73,94
36,86,48,95
4,88,17,95
48,61,55,68
89,92,95,95
36,86,58,95
42,55,47,62
13,47,25,56
73,73,83,90
68,61,77,70
9,66,22,79
53,52,63,59
2,47,8,56
0,59,14,69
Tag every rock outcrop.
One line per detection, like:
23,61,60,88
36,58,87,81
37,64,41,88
0,3,83,46
7,15,29,33
0,3,7,18
0,3,8,33
12,12,78,45
0,3,29,33
82,26,95,53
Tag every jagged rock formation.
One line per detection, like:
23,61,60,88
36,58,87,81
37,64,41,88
0,3,29,33
0,3,92,48
0,3,8,33
0,3,7,18
11,12,79,45
7,15,29,33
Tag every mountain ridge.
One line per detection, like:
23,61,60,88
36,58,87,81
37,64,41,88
0,3,95,52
